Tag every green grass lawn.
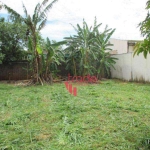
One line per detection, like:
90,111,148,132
0,80,150,150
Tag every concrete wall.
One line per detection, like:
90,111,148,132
111,52,150,82
109,39,128,54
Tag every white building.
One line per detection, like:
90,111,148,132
109,38,150,82
109,38,141,54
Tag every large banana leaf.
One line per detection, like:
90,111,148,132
36,44,43,55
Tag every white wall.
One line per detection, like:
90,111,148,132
109,39,128,54
128,45,134,52
111,52,150,82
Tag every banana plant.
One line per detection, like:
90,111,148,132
64,36,82,75
93,26,117,78
3,0,59,84
64,17,117,79
40,37,65,83
64,18,101,76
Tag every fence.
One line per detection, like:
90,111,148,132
0,61,31,80
111,52,150,82
0,61,69,80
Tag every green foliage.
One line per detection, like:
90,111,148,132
3,0,59,84
40,37,65,79
134,39,150,58
93,25,117,78
134,0,150,58
64,18,117,78
0,17,27,63
0,53,5,64
26,36,65,82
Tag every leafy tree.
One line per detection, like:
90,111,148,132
27,36,65,84
134,0,150,58
64,36,82,76
41,38,65,83
93,25,117,78
3,0,59,84
64,19,102,76
64,18,117,79
0,53,4,64
0,17,27,63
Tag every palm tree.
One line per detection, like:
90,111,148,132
2,0,59,85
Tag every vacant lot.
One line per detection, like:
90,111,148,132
0,80,150,150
